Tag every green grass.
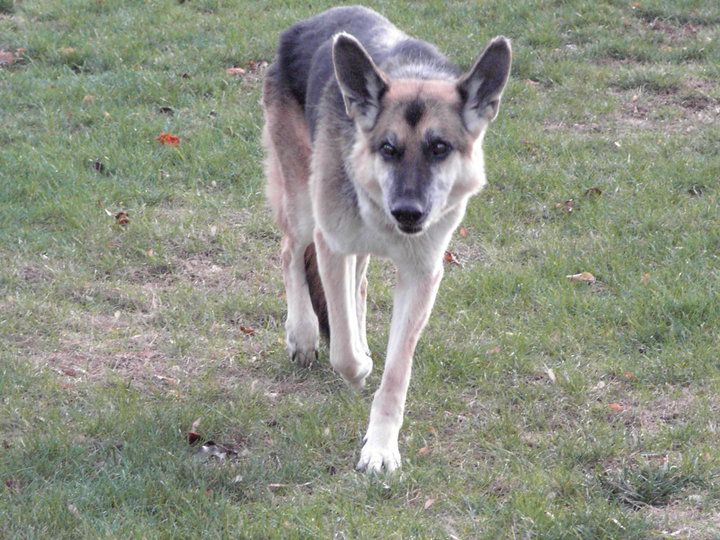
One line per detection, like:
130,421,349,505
2,0,720,538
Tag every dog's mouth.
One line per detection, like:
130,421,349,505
397,223,424,235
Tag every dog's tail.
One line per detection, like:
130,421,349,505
304,243,329,338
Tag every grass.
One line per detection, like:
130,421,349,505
1,0,719,537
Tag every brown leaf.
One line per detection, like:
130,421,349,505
623,371,637,381
4,479,21,493
554,199,574,213
443,250,462,267
239,325,256,336
459,226,468,238
62,367,79,377
418,446,431,456
608,402,624,413
641,272,651,285
156,132,180,146
115,211,130,227
0,50,16,66
566,272,596,284
226,66,246,76
82,94,95,103
424,498,436,510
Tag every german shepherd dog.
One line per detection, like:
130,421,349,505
262,6,511,473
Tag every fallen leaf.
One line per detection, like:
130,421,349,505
82,95,95,103
424,498,436,510
0,50,16,66
641,272,651,285
239,325,255,336
187,431,201,445
156,132,180,146
566,272,596,284
418,446,431,456
59,47,76,56
554,199,574,213
584,187,602,198
487,346,501,355
623,371,636,381
608,402,624,413
115,211,130,227
544,366,556,384
443,250,462,267
226,66,246,76
459,226,468,237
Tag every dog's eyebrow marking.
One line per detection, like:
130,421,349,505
403,99,425,127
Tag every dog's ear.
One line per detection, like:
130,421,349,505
332,32,388,130
457,36,512,134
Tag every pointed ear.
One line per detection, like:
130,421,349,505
332,32,388,130
457,36,512,134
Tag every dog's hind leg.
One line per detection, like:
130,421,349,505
262,73,318,366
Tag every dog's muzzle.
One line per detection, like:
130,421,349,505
390,202,426,234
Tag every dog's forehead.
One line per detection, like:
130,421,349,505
386,79,460,103
375,79,466,147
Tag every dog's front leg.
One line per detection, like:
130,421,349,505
314,230,373,389
357,265,443,473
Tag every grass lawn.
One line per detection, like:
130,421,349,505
1,0,719,537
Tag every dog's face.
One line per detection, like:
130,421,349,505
333,34,511,235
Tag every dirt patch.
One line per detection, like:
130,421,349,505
644,501,720,539
545,79,719,136
633,387,698,435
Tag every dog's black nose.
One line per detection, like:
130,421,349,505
390,203,425,232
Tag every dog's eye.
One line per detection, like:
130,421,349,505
379,142,399,159
430,141,451,158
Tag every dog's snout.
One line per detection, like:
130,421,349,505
390,202,425,233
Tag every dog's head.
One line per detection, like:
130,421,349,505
333,33,511,235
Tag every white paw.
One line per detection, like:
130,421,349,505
356,440,401,474
286,319,319,367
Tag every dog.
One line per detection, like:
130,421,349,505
262,6,511,473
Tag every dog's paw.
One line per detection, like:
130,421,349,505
356,440,401,474
286,320,319,368
290,348,318,368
